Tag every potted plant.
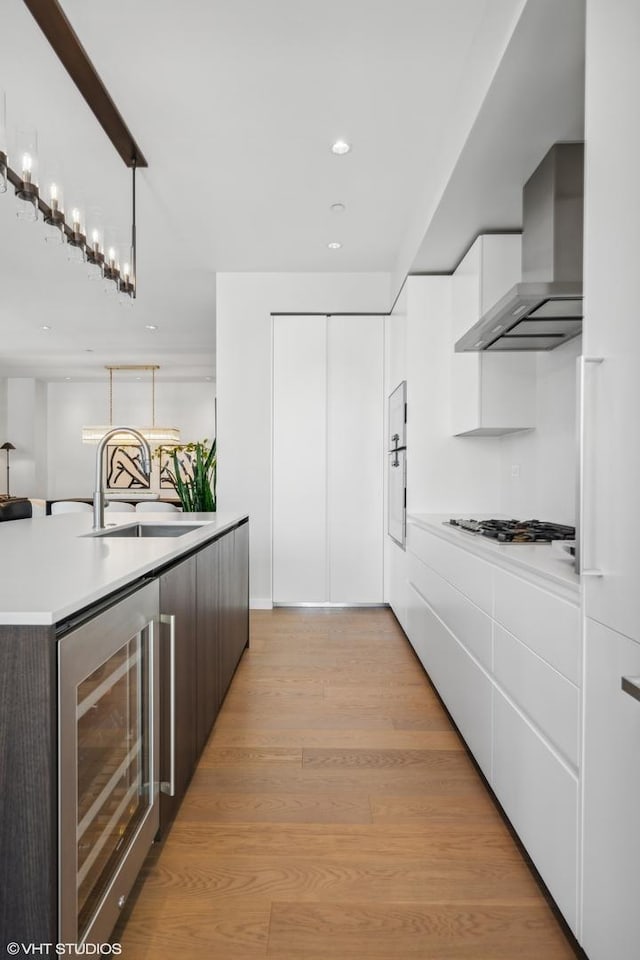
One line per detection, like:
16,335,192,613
161,439,216,512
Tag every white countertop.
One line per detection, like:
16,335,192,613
408,514,580,596
0,512,248,626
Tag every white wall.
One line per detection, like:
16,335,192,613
0,380,7,445
46,380,215,498
499,336,580,524
216,272,391,608
383,285,409,605
5,378,47,498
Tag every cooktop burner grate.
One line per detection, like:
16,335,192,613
445,518,575,543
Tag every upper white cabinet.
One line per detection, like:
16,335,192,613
273,314,384,604
451,235,536,436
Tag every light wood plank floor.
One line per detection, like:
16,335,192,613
117,608,583,959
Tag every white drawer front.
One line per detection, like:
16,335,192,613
408,552,492,671
406,583,492,780
493,625,580,768
493,690,578,933
407,523,492,613
493,568,580,684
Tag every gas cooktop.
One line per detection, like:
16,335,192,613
445,518,576,543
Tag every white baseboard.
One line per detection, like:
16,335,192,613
250,598,273,610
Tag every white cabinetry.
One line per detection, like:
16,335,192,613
273,315,383,604
405,519,580,933
492,690,579,930
406,579,493,779
451,235,536,436
388,539,409,631
580,4,640,955
582,619,640,960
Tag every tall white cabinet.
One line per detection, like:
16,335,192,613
580,2,640,957
273,314,384,604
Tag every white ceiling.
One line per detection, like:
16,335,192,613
0,0,584,381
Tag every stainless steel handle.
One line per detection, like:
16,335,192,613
576,356,604,576
622,676,640,702
148,617,156,799
160,613,176,796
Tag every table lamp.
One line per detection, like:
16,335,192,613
1,442,15,498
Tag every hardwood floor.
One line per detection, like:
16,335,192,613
118,607,582,959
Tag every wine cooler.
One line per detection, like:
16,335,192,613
58,581,159,944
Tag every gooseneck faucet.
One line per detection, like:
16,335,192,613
93,427,152,530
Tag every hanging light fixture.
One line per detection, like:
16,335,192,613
81,365,180,444
0,93,139,299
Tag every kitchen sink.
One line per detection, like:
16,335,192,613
89,523,204,538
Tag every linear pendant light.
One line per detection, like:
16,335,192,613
81,365,180,444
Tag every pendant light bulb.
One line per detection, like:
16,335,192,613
43,177,65,244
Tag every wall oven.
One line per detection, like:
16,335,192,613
58,581,159,945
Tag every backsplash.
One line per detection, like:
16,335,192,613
499,336,581,525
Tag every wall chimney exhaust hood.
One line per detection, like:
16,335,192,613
455,142,584,352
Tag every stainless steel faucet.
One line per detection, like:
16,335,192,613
93,427,152,530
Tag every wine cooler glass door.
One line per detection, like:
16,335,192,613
59,581,159,945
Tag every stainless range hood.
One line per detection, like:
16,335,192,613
455,142,584,352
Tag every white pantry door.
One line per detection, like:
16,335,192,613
327,315,384,602
272,315,327,603
272,314,384,604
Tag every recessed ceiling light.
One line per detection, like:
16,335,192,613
41,325,51,331
330,202,346,214
145,324,158,331
331,140,351,155
64,377,72,381
327,241,342,250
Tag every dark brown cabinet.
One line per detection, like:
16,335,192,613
195,536,221,755
195,519,250,754
158,555,197,830
160,518,250,829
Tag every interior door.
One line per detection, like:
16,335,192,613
273,315,327,602
327,315,384,602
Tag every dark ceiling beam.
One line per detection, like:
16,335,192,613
22,0,147,168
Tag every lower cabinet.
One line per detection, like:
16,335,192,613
582,618,640,960
404,520,580,936
406,582,493,780
159,519,250,832
159,556,197,828
493,690,579,932
196,537,222,755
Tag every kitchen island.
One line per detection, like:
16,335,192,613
0,511,249,949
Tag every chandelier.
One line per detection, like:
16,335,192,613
81,366,180,445
0,1,147,300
